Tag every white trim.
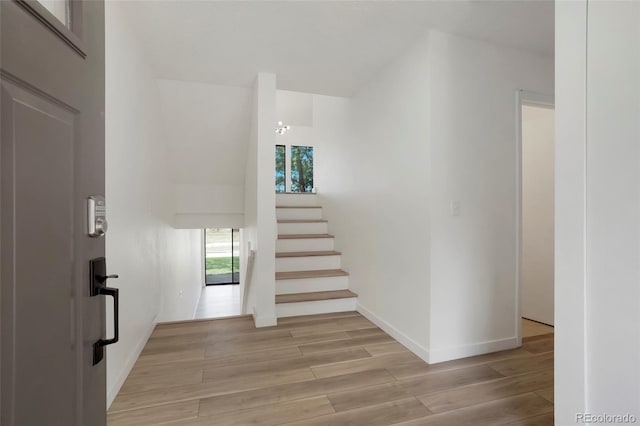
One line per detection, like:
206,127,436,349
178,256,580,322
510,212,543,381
285,143,293,193
193,284,203,320
427,337,519,364
358,302,518,365
252,306,277,327
514,90,555,347
519,91,555,109
200,229,206,288
193,230,205,319
106,315,157,408
356,302,430,364
192,294,201,320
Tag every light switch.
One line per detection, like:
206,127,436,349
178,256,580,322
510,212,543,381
450,201,461,216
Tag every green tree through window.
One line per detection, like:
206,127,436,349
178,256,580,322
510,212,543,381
275,145,285,192
291,146,313,192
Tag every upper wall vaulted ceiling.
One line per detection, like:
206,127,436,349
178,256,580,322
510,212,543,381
120,1,554,97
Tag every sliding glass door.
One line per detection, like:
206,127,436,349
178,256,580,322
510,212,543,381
204,228,240,285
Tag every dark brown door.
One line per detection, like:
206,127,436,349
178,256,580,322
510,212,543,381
1,1,106,425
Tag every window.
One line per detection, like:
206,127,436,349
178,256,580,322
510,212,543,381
38,0,71,28
291,145,314,193
275,145,286,193
204,228,239,285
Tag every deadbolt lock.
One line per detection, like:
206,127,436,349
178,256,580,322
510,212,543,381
87,195,108,238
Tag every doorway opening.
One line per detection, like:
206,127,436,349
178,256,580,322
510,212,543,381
195,228,241,319
517,91,555,340
204,228,239,285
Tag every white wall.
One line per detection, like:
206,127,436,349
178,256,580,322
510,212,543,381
314,30,553,364
241,73,277,326
521,105,554,326
156,79,252,228
427,30,553,362
276,125,315,192
105,3,202,407
313,35,432,360
276,90,313,126
585,2,640,415
556,2,640,422
240,89,258,319
173,183,244,229
555,1,588,421
585,2,639,415
276,90,315,193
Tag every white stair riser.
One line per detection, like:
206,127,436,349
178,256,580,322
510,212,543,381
276,276,349,295
278,222,328,235
276,208,323,220
276,193,318,207
276,238,334,252
276,255,341,272
276,298,357,318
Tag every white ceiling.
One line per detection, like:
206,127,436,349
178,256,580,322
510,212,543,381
120,1,554,97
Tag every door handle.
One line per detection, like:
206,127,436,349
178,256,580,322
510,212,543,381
102,274,119,280
89,257,120,365
93,285,118,365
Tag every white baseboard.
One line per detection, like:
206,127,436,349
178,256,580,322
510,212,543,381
106,316,157,408
252,307,277,327
427,336,519,364
356,302,430,363
357,302,519,365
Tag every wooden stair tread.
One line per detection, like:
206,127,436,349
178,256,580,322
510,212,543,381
278,234,334,240
276,250,341,258
277,219,328,223
276,290,358,304
276,205,321,209
276,269,349,280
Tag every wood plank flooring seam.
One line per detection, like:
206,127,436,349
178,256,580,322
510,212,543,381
108,313,554,425
414,367,553,399
388,392,553,426
384,348,535,381
196,369,397,418
417,368,554,414
203,330,357,357
521,333,554,343
108,369,318,414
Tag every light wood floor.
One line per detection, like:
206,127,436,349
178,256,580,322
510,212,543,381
108,312,554,426
522,318,554,338
193,285,241,320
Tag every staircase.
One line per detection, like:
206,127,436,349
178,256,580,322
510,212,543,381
275,193,357,318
